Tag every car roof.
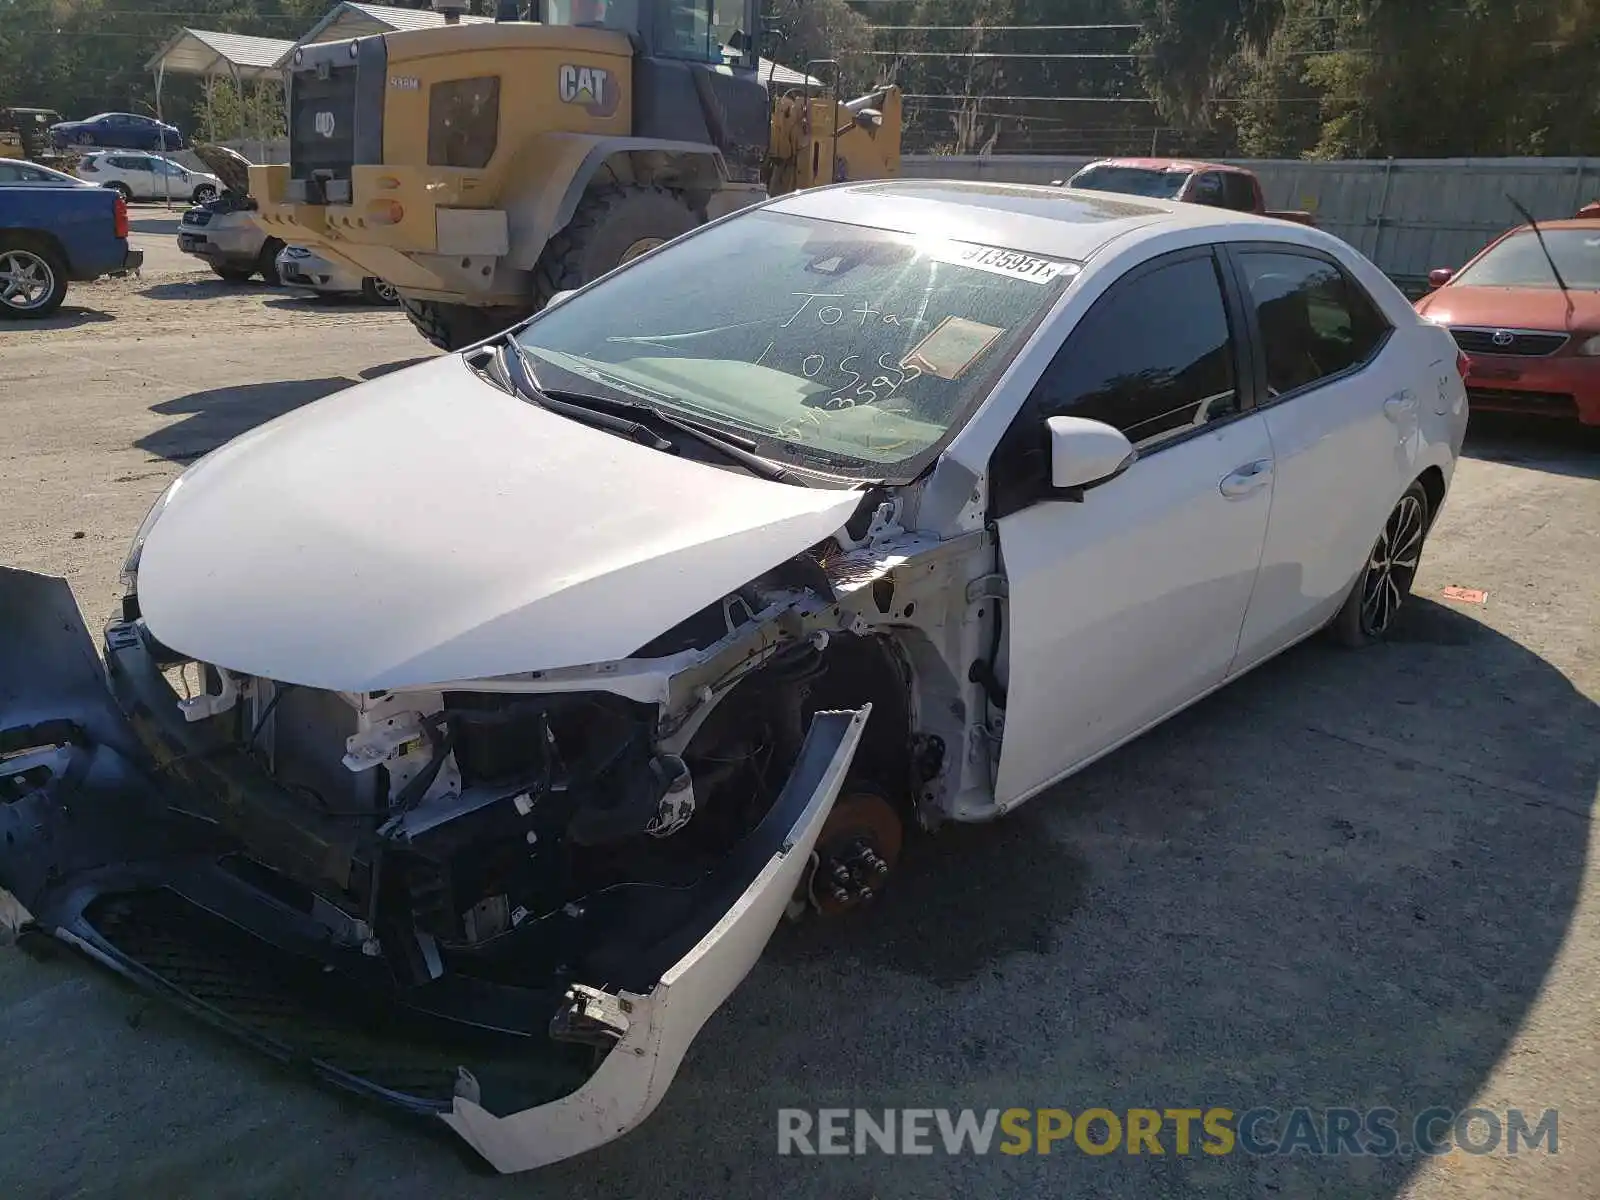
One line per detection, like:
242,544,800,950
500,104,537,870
1080,157,1239,174
764,178,1291,263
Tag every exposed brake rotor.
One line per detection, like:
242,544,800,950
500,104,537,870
811,789,902,916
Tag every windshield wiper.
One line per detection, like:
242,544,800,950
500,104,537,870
502,338,808,486
1506,194,1574,307
493,341,672,451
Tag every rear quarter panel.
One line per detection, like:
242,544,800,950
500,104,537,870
0,184,127,280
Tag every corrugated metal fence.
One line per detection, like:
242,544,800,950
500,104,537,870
901,155,1598,291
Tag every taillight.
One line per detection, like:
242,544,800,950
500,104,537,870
1456,349,1471,379
113,193,129,239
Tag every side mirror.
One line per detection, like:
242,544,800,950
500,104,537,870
1428,267,1454,288
1046,415,1136,501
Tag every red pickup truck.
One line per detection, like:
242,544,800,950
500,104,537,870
1061,158,1317,225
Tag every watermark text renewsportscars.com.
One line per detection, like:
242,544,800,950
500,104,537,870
777,1107,1559,1158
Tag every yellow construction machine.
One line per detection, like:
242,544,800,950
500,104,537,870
0,108,67,166
252,0,903,350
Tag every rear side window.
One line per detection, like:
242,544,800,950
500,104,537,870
1030,253,1240,448
1236,251,1391,397
1222,172,1257,212
428,76,501,169
1189,172,1226,207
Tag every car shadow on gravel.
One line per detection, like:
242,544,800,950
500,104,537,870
134,377,356,462
546,598,1598,1200
0,308,114,333
1463,413,1600,480
360,356,435,380
137,279,279,301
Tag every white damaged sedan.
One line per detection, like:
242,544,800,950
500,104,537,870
0,180,1467,1172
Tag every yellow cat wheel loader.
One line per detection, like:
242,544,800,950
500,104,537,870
251,0,903,351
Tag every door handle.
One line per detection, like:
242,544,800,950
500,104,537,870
1219,459,1274,498
1384,390,1418,422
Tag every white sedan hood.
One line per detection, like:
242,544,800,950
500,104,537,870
136,354,861,692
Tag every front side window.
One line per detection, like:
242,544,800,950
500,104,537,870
1027,253,1241,449
1237,251,1391,397
428,76,501,169
1452,229,1600,290
513,209,1078,479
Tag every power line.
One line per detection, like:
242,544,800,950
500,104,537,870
871,50,1145,59
870,23,1141,32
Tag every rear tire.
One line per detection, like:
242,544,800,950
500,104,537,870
0,240,68,319
105,181,132,202
397,187,699,352
256,237,285,285
1331,481,1431,647
361,277,399,305
531,185,699,309
191,184,217,204
399,299,522,352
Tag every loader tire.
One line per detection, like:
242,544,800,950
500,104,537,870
399,299,524,353
531,185,699,307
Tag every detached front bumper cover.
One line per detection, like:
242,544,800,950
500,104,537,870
0,567,867,1172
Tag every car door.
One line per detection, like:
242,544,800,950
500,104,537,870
987,247,1275,808
115,155,156,198
1222,242,1412,671
150,157,185,200
107,114,140,148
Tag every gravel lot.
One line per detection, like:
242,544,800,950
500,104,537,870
0,229,1596,1200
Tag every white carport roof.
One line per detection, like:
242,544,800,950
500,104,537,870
285,1,492,58
145,28,297,83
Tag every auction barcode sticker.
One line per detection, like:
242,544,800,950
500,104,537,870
930,242,1079,284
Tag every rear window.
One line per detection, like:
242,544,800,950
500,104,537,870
428,76,501,169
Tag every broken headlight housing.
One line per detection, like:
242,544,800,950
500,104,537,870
118,473,187,592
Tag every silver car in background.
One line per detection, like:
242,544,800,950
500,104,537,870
276,244,399,304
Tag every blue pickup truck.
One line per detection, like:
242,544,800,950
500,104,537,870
0,182,143,318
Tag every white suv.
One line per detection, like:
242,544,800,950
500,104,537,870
75,151,221,204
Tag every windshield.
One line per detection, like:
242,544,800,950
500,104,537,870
1069,165,1191,200
512,210,1078,480
1453,228,1600,289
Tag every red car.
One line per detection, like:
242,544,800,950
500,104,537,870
1415,211,1600,426
1062,158,1316,225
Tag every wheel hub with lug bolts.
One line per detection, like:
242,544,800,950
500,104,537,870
811,790,903,917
